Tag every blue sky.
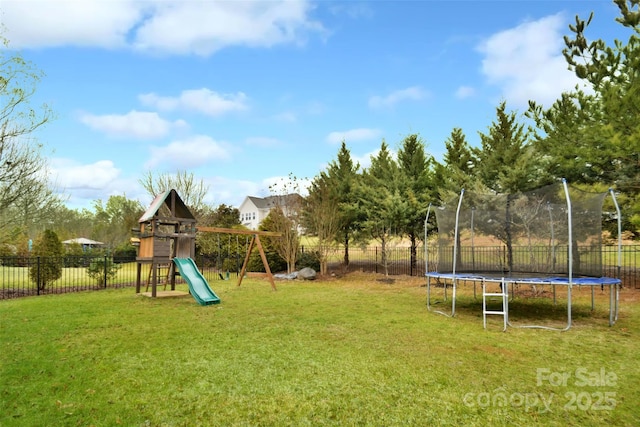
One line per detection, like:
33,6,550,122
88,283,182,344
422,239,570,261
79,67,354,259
2,0,627,211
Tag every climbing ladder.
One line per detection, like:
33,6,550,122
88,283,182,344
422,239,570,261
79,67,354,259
482,279,508,331
145,263,172,292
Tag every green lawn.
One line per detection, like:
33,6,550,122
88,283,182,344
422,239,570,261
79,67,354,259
1,274,638,426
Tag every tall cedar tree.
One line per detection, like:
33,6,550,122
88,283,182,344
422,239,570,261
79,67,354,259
433,127,477,201
474,101,541,194
355,141,408,276
396,133,433,274
325,141,364,267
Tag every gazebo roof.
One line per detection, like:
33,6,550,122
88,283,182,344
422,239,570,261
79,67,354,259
62,237,104,245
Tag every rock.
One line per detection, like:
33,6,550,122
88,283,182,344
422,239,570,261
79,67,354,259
274,272,298,280
297,267,317,280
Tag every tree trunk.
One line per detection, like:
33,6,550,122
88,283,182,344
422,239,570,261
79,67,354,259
343,233,350,266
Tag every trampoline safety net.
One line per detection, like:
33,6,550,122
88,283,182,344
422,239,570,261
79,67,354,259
433,182,609,278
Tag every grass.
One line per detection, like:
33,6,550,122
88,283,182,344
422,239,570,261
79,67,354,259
1,273,639,426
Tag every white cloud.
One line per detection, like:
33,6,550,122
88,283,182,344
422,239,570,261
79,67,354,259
326,128,382,144
51,159,121,190
79,110,187,139
368,86,427,109
455,86,476,99
3,0,324,56
145,135,232,169
139,89,249,117
477,13,585,108
2,0,142,49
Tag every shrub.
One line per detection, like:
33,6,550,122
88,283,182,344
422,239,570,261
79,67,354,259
29,230,64,291
86,257,121,287
113,243,137,261
296,250,320,271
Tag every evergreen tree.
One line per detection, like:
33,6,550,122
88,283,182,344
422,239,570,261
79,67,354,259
325,141,364,267
396,133,433,274
433,127,477,200
355,141,407,276
474,101,541,193
29,229,64,291
529,1,640,235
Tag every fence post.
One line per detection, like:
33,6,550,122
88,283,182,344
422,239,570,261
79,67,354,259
36,256,41,295
410,247,413,276
103,255,108,289
375,247,378,274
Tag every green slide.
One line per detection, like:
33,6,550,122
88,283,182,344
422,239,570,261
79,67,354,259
173,258,221,305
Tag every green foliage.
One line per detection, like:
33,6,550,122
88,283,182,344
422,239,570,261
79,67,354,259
86,257,121,286
112,242,137,260
246,212,288,273
296,250,321,271
325,141,366,264
64,242,86,267
92,195,144,249
28,229,64,290
474,101,541,193
527,1,640,237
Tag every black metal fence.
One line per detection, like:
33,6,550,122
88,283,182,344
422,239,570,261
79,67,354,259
1,245,638,300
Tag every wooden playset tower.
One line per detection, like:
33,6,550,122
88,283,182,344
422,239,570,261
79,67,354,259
135,189,196,297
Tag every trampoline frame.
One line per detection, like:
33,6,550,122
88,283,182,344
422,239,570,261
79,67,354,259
424,179,623,331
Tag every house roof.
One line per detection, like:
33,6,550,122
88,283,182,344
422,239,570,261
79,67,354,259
62,237,104,246
243,194,302,210
139,189,195,223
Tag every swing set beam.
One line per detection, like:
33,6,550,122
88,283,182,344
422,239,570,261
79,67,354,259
196,227,282,290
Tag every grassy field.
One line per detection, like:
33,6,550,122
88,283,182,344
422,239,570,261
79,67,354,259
1,273,638,426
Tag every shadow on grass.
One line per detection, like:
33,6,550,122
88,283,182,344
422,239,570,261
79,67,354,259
429,290,615,328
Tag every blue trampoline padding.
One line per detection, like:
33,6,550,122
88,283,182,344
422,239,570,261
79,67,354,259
425,272,621,286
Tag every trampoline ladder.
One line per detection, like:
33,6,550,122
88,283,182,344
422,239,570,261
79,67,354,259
482,279,508,332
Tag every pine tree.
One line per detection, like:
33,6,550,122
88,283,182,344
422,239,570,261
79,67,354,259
396,133,433,274
29,229,64,291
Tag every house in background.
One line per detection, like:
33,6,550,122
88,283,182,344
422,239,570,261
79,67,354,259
238,194,302,230
62,237,104,252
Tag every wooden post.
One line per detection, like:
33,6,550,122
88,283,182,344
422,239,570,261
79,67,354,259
136,262,141,293
237,234,277,291
255,235,276,290
237,236,256,287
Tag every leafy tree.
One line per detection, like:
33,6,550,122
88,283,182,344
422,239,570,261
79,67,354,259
246,211,287,273
208,204,241,228
92,195,144,249
196,203,243,259
474,101,541,193
396,133,434,274
355,140,407,276
302,171,340,275
325,141,364,267
139,170,210,216
267,174,303,274
29,229,64,291
0,35,61,240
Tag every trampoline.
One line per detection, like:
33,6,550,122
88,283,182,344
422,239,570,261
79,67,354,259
425,179,622,331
